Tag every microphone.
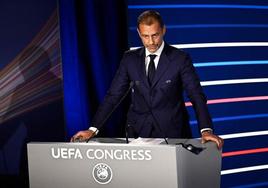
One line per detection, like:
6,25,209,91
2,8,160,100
175,143,205,155
86,81,134,143
134,85,169,144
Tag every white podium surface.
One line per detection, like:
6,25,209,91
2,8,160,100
27,138,222,188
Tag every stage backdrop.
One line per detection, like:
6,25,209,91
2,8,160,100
0,1,64,187
127,0,268,187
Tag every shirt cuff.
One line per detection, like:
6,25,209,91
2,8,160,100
88,127,99,135
200,128,213,134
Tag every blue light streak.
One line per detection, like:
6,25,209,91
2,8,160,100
128,4,268,10
190,113,268,125
193,60,268,67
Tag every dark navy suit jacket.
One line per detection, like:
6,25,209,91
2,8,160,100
92,43,213,138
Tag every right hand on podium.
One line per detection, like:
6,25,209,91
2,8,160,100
70,130,96,142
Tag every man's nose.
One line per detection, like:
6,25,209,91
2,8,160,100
149,36,154,44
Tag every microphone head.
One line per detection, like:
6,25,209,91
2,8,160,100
175,143,205,155
129,81,135,88
184,144,205,154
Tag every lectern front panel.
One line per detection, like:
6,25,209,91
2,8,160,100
28,142,179,188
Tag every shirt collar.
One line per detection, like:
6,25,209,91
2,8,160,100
145,41,165,57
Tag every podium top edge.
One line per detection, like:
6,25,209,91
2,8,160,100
27,138,217,148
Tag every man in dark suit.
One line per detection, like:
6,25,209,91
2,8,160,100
71,10,223,148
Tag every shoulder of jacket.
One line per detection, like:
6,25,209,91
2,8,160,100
165,44,189,59
123,47,144,58
169,45,188,54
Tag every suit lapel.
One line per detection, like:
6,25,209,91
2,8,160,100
137,48,150,88
151,44,171,88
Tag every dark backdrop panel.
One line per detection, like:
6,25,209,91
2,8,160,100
127,1,268,187
0,1,64,187
59,0,129,138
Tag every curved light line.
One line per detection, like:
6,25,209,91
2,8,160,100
221,164,268,175
173,42,268,49
129,24,268,30
230,182,268,188
222,147,268,157
206,96,268,104
174,42,268,49
220,130,268,140
167,24,268,29
130,42,268,50
128,4,268,10
190,113,268,124
200,78,268,86
185,96,268,106
196,130,268,140
194,60,268,67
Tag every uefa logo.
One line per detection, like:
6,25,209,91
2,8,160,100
92,163,113,184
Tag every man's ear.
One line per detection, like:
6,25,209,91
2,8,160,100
162,25,166,35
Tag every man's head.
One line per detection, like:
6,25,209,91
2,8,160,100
137,10,166,53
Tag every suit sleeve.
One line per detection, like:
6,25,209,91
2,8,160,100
180,53,213,131
91,53,130,129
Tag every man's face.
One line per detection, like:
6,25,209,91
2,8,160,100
137,21,166,53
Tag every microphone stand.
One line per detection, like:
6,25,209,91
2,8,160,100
85,82,134,143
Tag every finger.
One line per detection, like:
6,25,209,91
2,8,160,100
218,138,224,149
215,139,221,149
210,136,221,148
71,136,77,142
212,137,223,149
201,133,214,144
70,134,76,142
218,142,223,150
70,137,74,142
203,135,219,148
70,133,80,142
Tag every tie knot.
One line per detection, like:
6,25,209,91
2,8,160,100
149,54,157,61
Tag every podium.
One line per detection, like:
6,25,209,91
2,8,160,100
27,138,222,188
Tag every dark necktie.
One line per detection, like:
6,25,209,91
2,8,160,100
148,54,157,86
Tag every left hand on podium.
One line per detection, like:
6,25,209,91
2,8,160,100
201,131,224,150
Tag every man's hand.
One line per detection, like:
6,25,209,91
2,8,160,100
201,130,224,149
70,130,96,142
